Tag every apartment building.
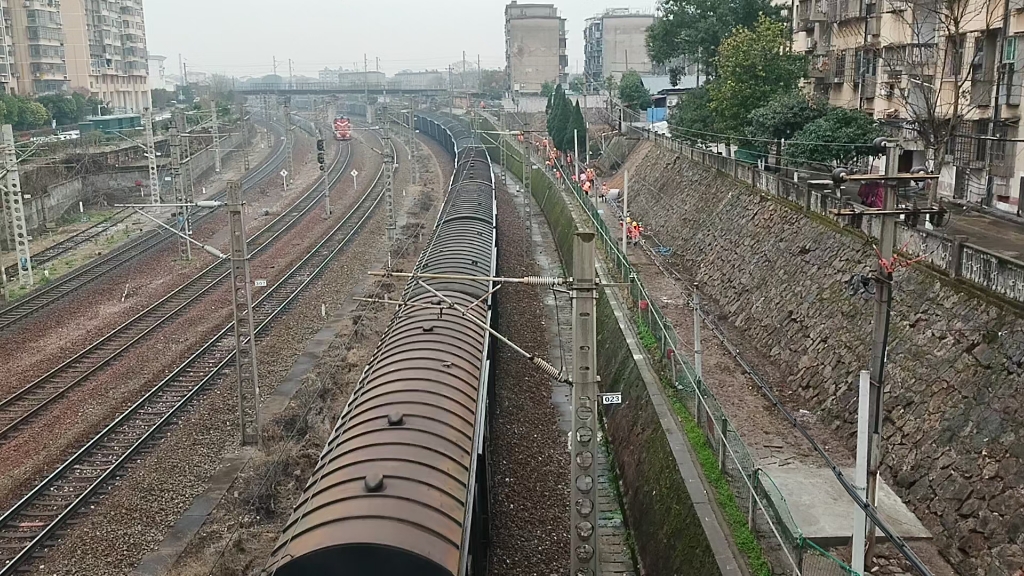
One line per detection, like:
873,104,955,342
795,0,1024,212
0,0,149,111
505,1,567,93
584,9,655,91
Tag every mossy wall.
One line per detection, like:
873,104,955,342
479,117,722,576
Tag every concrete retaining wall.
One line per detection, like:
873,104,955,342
18,132,245,234
624,145,1024,575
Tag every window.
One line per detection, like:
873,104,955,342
1004,36,1017,62
945,34,966,77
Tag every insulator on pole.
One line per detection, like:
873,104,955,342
531,356,565,381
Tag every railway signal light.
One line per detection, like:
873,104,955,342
316,139,325,152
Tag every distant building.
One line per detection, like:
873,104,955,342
505,1,567,94
148,55,170,92
584,9,655,91
0,0,149,110
319,68,341,84
393,71,445,90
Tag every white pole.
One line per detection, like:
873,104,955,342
621,169,629,255
693,284,703,381
282,173,287,190
574,128,580,184
852,369,871,574
352,173,357,189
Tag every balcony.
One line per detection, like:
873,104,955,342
826,0,864,22
808,53,830,78
882,43,937,77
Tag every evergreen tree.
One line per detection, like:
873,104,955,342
569,102,587,159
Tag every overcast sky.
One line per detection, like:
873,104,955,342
145,0,655,78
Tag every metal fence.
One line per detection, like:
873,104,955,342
613,104,1024,308
483,118,859,576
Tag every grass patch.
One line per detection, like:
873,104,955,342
663,386,772,576
636,317,658,352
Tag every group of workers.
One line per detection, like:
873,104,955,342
532,134,643,245
622,217,644,246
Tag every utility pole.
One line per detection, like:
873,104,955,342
478,53,482,95
288,58,294,89
463,50,467,91
226,180,261,448
864,141,899,565
211,100,221,173
273,56,278,76
1,124,31,286
178,54,184,101
169,111,190,261
852,369,871,575
144,107,159,204
569,231,599,576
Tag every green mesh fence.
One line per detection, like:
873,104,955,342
478,115,861,576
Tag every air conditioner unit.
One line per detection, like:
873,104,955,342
807,37,817,50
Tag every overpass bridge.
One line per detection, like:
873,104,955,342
236,82,453,96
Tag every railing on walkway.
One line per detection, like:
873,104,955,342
609,104,1024,308
480,116,859,576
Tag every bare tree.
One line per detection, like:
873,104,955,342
874,0,1001,203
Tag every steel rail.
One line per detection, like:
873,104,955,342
0,131,393,575
1,209,133,280
0,129,354,442
0,121,291,332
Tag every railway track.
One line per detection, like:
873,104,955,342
0,130,355,444
0,129,393,575
1,209,134,280
0,120,292,333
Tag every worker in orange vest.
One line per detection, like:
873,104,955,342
582,180,592,195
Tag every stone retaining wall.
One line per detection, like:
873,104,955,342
625,145,1024,575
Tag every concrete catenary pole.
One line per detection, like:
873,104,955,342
621,169,629,255
144,107,160,204
169,111,190,261
693,283,703,381
865,141,899,565
227,180,261,448
239,101,251,171
570,231,599,576
1,124,31,286
283,96,293,178
382,91,396,244
211,100,221,173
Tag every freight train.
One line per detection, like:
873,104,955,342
333,116,352,141
265,113,496,576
